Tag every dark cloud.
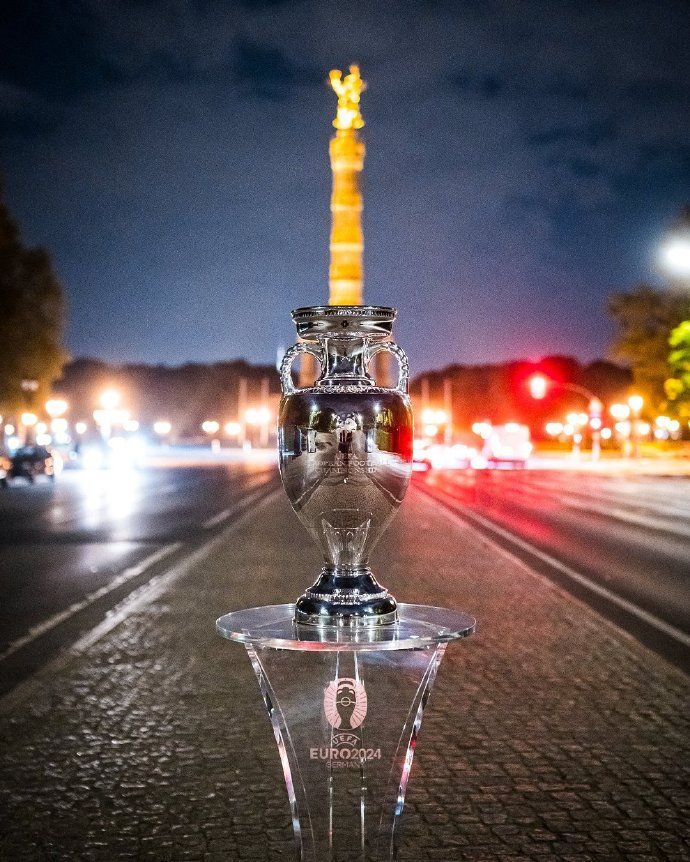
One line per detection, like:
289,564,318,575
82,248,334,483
232,39,323,99
529,119,618,148
447,71,508,98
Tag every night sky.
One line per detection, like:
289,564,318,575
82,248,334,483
1,1,689,372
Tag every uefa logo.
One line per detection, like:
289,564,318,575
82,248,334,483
323,677,368,730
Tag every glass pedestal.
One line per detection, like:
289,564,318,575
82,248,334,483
216,603,475,861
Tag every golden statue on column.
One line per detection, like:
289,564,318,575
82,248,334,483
328,65,366,306
300,64,392,385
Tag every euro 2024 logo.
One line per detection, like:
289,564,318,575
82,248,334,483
324,677,367,729
309,677,381,765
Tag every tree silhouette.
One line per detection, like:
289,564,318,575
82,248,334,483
0,183,66,413
608,285,687,413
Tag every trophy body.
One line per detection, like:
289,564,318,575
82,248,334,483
278,306,413,626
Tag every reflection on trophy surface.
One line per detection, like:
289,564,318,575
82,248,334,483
279,305,413,626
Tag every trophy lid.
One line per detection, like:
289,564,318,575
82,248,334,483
292,305,396,340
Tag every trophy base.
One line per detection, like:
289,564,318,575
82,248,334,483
294,595,398,627
294,565,398,627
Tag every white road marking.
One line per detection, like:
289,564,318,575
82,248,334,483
422,487,690,649
71,487,281,655
558,495,690,539
202,486,272,529
0,543,181,663
203,508,233,529
0,487,282,714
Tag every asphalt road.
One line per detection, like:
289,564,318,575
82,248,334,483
417,467,690,670
0,462,279,696
2,459,687,697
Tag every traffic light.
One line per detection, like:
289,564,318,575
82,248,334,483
528,374,549,399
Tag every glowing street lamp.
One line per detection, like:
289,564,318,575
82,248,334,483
100,389,121,410
245,406,272,447
201,420,220,435
628,394,644,414
21,412,37,427
660,235,690,278
224,421,241,437
610,403,630,421
45,398,68,418
202,420,220,452
153,420,172,436
75,421,88,435
94,389,125,440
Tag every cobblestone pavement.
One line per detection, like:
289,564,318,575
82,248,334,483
0,486,688,861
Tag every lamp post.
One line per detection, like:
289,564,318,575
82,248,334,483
528,375,602,460
628,394,644,459
201,420,220,452
93,389,124,441
20,379,39,444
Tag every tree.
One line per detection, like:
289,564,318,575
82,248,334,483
0,185,66,413
665,320,690,419
607,284,687,413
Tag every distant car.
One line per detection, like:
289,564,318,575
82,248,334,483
481,423,532,468
412,440,432,472
412,453,432,472
9,446,57,483
0,452,10,488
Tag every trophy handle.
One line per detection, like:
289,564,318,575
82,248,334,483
367,342,410,394
280,343,323,395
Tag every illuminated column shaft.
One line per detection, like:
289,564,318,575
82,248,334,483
329,129,365,306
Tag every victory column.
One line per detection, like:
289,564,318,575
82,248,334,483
302,64,392,385
327,65,366,306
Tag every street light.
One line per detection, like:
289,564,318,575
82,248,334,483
610,403,630,421
153,420,172,436
51,418,68,434
628,394,644,414
45,398,68,418
201,420,220,452
660,238,690,277
245,406,272,447
628,394,644,459
100,389,121,411
529,375,602,459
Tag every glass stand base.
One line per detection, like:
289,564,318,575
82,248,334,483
217,604,475,861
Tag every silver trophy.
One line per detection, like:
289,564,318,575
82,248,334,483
278,305,413,626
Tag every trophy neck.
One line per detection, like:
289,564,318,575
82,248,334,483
316,335,374,387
